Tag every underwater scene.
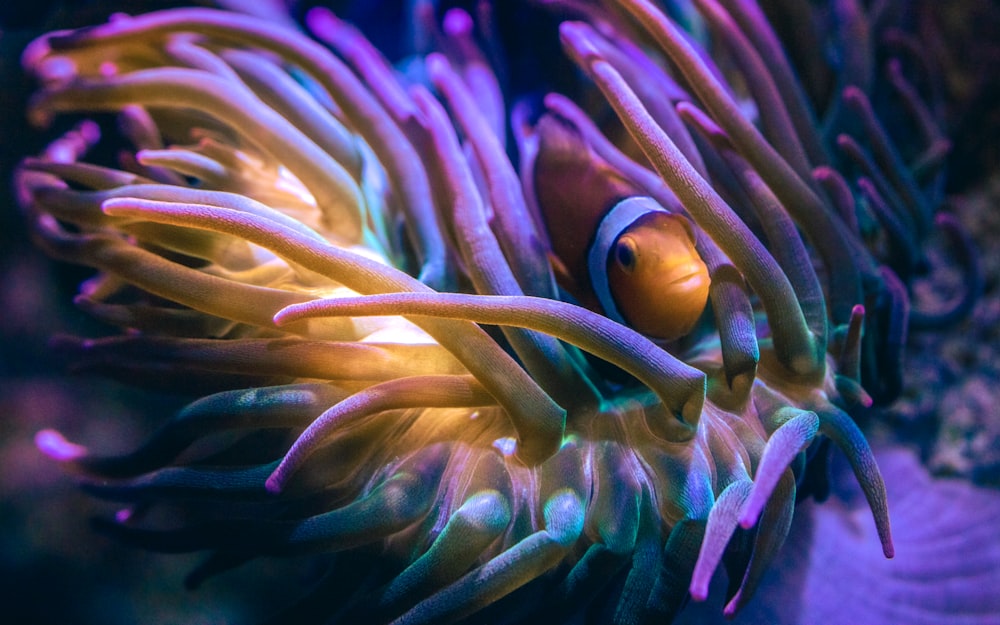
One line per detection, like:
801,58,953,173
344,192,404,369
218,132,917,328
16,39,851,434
1,1,999,624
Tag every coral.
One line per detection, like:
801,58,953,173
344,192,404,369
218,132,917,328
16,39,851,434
11,1,985,623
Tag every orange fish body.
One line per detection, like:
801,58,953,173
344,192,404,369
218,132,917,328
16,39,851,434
532,114,710,341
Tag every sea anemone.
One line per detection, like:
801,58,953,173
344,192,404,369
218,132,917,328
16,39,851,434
11,0,989,623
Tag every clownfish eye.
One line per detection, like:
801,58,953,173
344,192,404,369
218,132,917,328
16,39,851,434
614,237,637,273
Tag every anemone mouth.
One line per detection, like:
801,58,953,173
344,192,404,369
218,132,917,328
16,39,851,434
11,0,976,623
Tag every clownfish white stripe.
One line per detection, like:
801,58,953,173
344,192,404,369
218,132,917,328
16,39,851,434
588,196,667,327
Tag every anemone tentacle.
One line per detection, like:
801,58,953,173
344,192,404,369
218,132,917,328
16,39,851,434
16,2,970,623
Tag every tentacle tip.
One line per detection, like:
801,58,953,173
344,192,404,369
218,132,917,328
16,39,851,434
858,392,875,409
512,435,561,467
271,306,301,326
689,579,710,602
737,501,762,530
442,7,474,37
425,52,451,78
303,5,337,37
542,91,569,112
98,197,130,216
35,429,87,462
558,21,599,61
675,100,696,115
722,594,742,619
842,85,865,104
77,119,101,144
881,533,895,559
834,375,874,409
557,20,584,38
812,164,834,179
264,474,285,495
30,58,75,92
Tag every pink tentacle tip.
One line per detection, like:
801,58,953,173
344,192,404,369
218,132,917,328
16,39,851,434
443,8,474,37
723,595,742,619
559,22,600,62
272,304,304,326
304,6,339,41
842,85,866,107
737,487,768,529
738,505,761,530
33,56,76,85
689,576,710,602
425,52,451,79
98,61,118,77
264,471,285,495
35,429,87,462
77,119,101,144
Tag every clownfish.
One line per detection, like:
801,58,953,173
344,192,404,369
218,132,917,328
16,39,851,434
530,113,710,341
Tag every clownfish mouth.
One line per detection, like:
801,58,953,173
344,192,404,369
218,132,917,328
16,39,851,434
666,271,702,287
662,262,709,291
